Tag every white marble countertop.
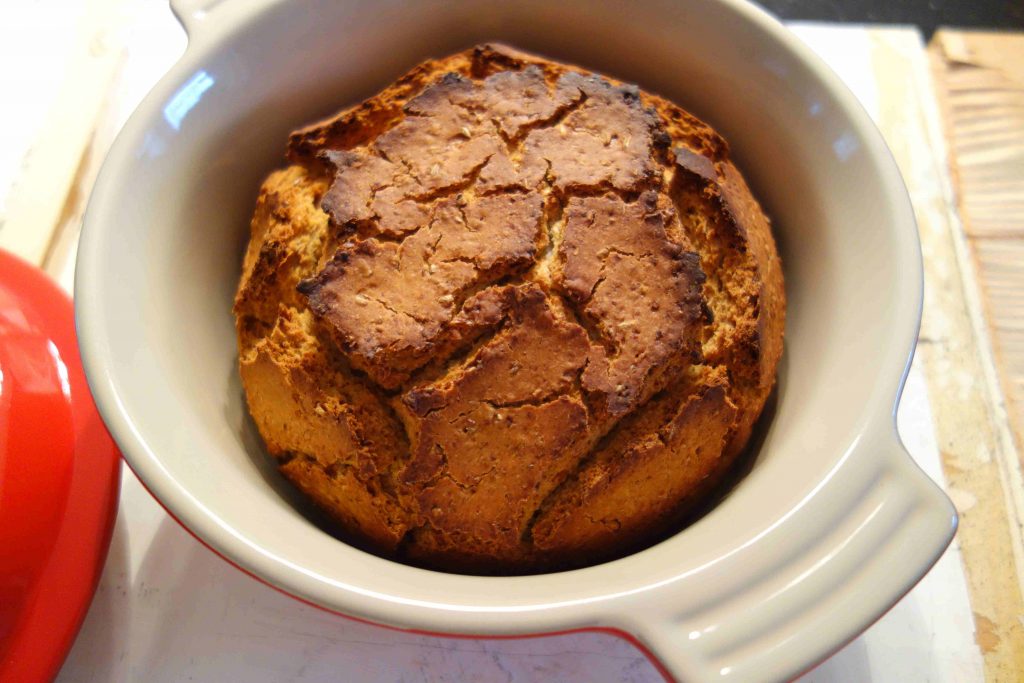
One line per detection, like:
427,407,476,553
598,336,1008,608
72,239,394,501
0,3,988,680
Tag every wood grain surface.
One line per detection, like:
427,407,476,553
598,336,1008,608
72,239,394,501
930,31,1024,454
921,29,1024,681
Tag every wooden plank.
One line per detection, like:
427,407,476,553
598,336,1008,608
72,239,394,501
930,31,1024,463
852,29,1024,681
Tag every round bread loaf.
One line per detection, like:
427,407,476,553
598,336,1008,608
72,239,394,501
234,44,784,573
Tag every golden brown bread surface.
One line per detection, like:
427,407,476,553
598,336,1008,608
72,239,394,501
234,44,785,573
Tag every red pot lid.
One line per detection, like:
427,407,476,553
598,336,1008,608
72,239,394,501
0,249,120,682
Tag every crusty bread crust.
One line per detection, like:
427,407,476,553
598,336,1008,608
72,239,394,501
234,44,785,573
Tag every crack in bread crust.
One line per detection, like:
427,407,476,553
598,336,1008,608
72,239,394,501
235,43,785,574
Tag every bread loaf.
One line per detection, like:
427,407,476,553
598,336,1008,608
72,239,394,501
234,44,785,573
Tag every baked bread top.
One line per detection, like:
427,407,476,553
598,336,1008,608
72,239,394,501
234,44,785,573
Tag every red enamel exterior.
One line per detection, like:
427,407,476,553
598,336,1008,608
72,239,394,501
0,250,121,682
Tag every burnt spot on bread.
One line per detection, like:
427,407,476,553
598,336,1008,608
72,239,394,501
470,44,530,78
236,44,784,574
554,191,705,421
319,150,431,237
318,64,585,236
372,67,580,197
670,146,763,370
298,193,543,388
520,72,663,194
673,146,718,183
400,285,589,417
447,66,582,141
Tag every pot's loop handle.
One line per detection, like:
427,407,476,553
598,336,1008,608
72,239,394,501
169,0,222,37
623,436,956,682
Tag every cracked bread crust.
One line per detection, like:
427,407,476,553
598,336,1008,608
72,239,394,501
556,191,705,424
299,192,544,389
235,44,785,573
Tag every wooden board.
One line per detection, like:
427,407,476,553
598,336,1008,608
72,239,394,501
920,29,1024,681
929,30,1024,460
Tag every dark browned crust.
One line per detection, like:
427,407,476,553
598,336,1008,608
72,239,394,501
234,43,785,573
297,193,544,389
555,191,705,424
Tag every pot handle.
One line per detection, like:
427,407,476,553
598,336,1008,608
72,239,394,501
622,435,956,682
